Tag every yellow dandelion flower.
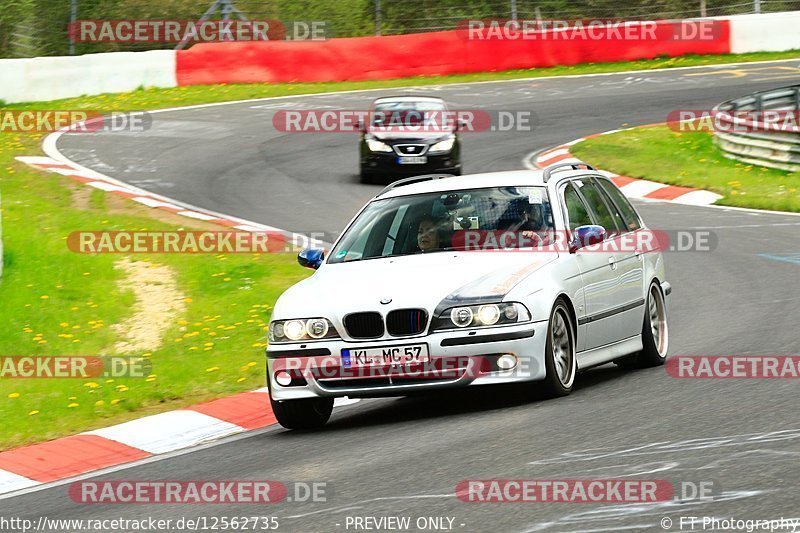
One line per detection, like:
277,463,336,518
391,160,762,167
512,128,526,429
68,403,79,408
28,410,39,416
206,366,220,372
95,400,104,407
8,392,20,399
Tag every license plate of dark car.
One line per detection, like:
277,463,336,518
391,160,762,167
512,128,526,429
397,156,427,164
341,344,430,368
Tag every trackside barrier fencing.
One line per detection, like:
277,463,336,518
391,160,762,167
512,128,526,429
174,20,730,85
0,12,799,103
713,85,800,171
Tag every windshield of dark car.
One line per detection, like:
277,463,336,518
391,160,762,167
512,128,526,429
371,101,446,127
328,186,555,263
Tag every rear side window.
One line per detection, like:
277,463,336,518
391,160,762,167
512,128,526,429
573,179,622,232
596,178,642,231
562,183,592,231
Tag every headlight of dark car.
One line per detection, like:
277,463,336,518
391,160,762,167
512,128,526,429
268,318,340,343
429,134,455,153
431,302,531,331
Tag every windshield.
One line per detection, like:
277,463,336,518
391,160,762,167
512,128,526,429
329,186,555,263
371,100,447,127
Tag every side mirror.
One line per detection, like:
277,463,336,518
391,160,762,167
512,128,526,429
298,248,324,270
570,225,606,253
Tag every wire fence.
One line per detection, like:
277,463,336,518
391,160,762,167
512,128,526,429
2,0,800,58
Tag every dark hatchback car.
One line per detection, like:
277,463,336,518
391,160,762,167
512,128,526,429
359,96,462,183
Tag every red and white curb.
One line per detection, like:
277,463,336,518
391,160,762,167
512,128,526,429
0,390,272,495
528,132,723,207
0,391,357,496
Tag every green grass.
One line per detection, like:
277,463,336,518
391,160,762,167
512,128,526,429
571,126,800,212
0,130,310,450
2,49,800,450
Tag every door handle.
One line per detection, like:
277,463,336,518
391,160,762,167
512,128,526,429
635,249,643,260
608,257,617,270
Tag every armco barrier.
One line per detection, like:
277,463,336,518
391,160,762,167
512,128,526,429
727,11,800,53
0,50,176,104
175,20,731,86
713,85,800,171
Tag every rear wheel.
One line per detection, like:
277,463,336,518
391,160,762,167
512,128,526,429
616,282,669,368
542,299,576,397
270,396,334,430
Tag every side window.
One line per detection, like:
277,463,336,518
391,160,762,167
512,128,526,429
562,182,592,231
597,178,642,231
573,179,622,233
589,178,627,233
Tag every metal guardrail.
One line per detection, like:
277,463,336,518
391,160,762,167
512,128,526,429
713,85,800,172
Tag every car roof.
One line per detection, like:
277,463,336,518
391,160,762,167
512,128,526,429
375,169,605,199
371,96,446,105
374,170,581,199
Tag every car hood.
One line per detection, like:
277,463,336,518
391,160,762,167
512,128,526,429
273,251,558,321
368,130,453,142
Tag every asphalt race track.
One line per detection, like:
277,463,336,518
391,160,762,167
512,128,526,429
7,60,800,532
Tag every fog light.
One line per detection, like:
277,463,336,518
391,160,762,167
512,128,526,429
275,371,293,386
496,354,517,370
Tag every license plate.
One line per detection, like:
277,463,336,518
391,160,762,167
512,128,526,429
397,156,427,164
342,344,429,368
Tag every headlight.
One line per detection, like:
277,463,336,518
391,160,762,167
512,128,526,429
429,136,455,153
432,302,530,331
366,138,393,152
269,318,339,343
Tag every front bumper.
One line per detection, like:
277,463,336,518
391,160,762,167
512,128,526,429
361,151,460,176
266,321,548,400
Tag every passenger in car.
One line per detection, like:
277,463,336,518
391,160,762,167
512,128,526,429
417,216,452,252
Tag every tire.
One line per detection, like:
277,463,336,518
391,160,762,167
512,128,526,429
360,167,379,184
270,396,334,430
542,298,576,397
616,282,669,369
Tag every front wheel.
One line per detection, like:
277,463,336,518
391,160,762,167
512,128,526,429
270,396,333,430
541,299,576,397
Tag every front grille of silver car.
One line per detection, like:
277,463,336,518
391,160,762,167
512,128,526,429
393,144,428,156
386,309,428,336
343,312,384,339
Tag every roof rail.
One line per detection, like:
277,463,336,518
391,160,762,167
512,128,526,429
376,174,455,196
542,161,596,183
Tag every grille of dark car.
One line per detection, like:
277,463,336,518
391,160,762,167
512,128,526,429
343,312,384,339
386,309,428,336
395,144,427,155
